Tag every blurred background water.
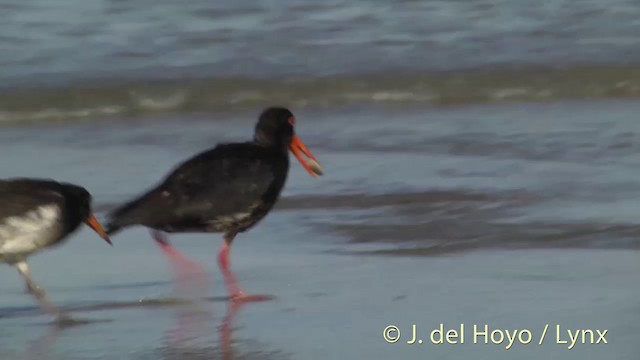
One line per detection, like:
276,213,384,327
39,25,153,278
1,0,640,359
1,0,640,123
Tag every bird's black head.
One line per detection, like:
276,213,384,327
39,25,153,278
60,183,112,245
254,107,296,148
254,107,323,177
61,184,91,219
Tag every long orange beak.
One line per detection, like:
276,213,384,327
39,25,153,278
84,213,113,246
289,135,323,177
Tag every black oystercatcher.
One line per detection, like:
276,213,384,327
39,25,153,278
0,178,112,322
105,107,323,302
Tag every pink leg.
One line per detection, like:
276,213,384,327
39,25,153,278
151,230,208,289
217,233,272,303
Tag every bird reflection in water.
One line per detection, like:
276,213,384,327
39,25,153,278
15,322,64,360
162,259,214,353
160,269,257,360
161,300,251,360
219,301,246,360
11,274,277,360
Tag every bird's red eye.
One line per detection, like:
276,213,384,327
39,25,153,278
288,117,295,126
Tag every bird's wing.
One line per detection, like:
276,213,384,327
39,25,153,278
107,143,281,229
0,179,64,219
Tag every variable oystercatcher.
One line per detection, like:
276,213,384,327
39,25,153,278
105,107,322,302
0,178,112,322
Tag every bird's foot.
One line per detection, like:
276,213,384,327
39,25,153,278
229,290,274,303
54,313,91,328
55,312,74,324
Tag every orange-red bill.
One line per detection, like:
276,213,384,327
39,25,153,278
289,135,323,177
85,213,113,245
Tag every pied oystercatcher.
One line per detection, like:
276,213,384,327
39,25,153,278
0,178,112,321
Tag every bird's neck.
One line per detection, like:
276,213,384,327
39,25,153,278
254,133,290,156
59,193,85,234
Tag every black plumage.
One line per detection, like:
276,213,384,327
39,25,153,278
0,178,111,321
106,142,288,235
106,107,322,302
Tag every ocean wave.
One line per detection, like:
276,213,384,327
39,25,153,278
1,65,639,124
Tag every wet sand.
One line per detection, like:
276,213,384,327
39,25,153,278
1,242,638,359
1,102,640,359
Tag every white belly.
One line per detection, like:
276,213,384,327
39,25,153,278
0,205,63,263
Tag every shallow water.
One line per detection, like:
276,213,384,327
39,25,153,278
1,103,640,359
